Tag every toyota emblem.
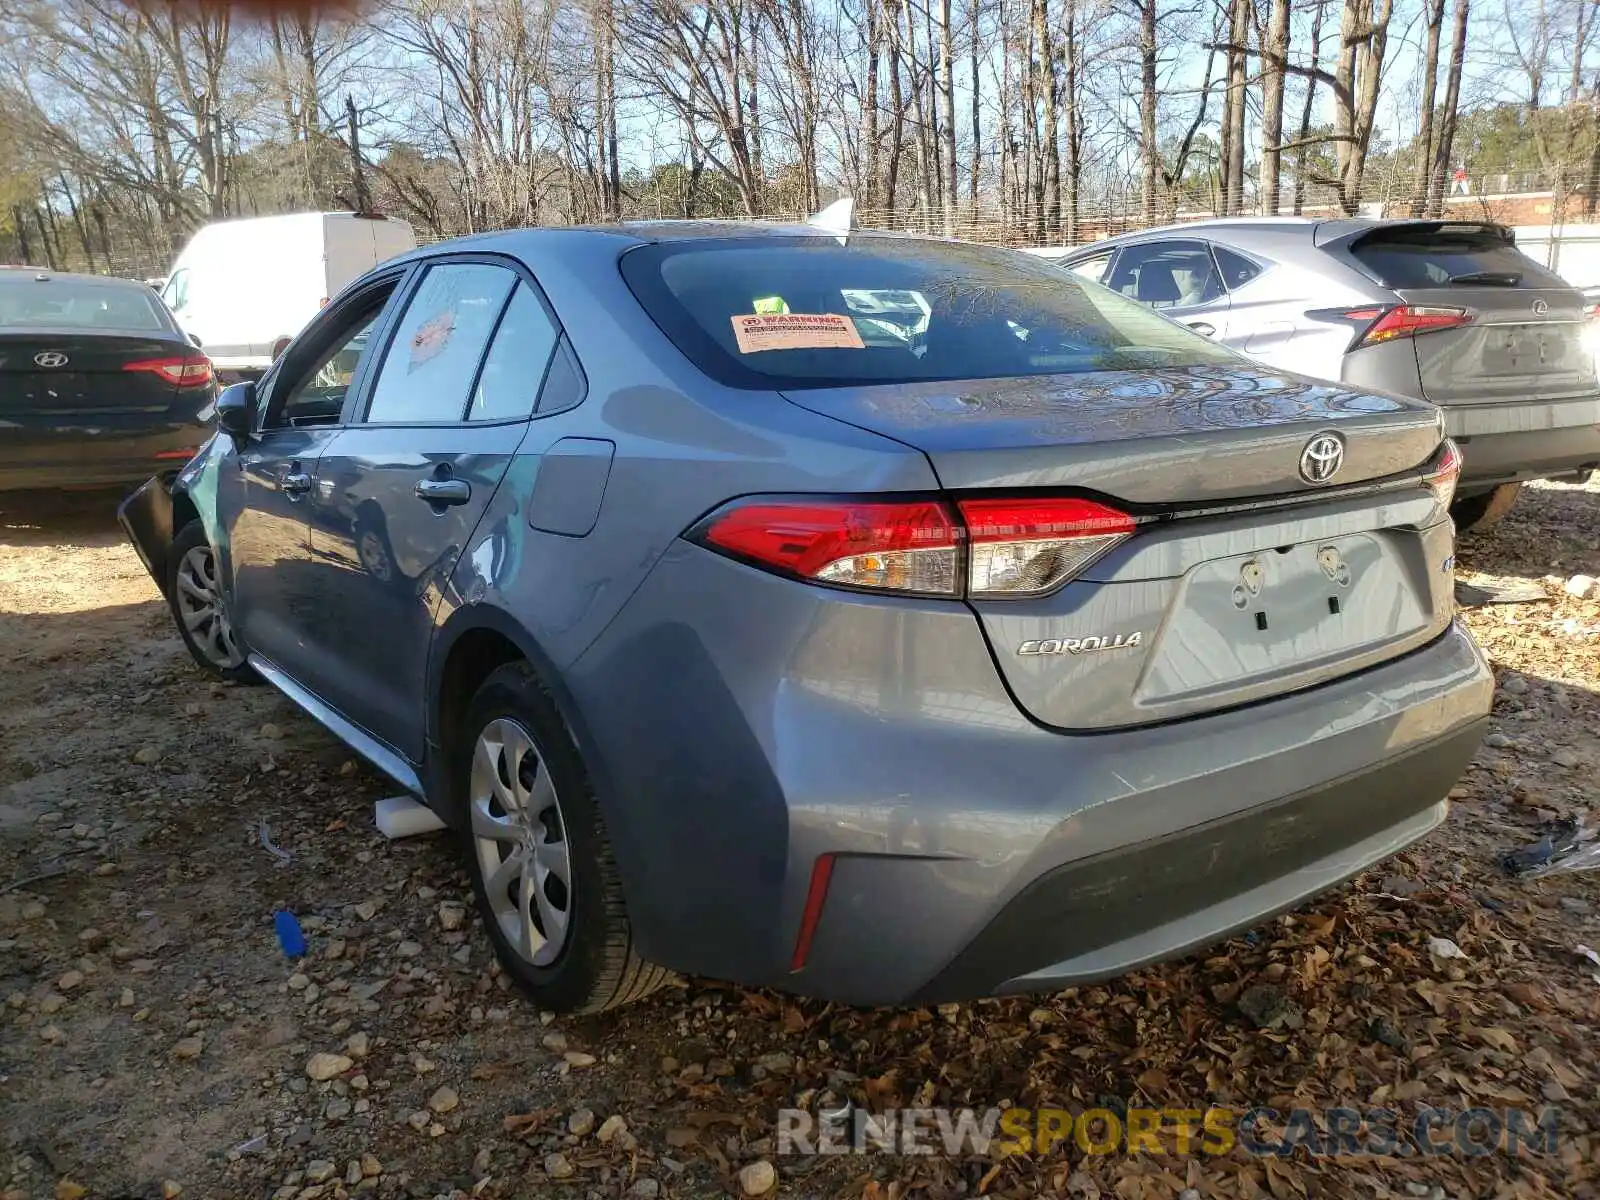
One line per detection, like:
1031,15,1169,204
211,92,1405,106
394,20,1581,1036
1531,299,1549,315
33,351,69,368
1299,432,1345,484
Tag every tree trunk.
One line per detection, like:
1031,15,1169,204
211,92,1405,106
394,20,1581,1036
1428,0,1469,216
58,175,95,272
1033,0,1060,239
1409,0,1445,216
862,0,882,210
1333,0,1392,214
1138,0,1159,223
1293,0,1326,214
34,206,59,271
1062,0,1080,243
12,206,34,267
1220,0,1250,215
885,0,906,225
969,0,982,210
1260,0,1291,215
346,95,371,213
940,0,959,234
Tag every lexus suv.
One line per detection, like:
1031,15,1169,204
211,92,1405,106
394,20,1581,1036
1049,219,1600,531
120,223,1491,1012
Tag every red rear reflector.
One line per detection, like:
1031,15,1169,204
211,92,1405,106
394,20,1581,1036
700,499,961,595
1355,305,1471,347
789,853,836,971
123,355,213,388
155,447,198,460
959,497,1135,596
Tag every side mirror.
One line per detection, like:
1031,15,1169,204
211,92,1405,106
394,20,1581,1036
188,332,204,349
215,381,257,443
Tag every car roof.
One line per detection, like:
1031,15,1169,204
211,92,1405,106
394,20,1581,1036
0,268,158,292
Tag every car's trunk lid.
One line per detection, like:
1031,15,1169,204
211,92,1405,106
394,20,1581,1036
782,367,1454,731
780,365,1443,502
0,331,186,415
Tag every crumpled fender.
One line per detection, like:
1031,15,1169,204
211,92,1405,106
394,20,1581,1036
115,433,230,599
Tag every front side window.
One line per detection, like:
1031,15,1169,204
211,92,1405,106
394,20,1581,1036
272,294,391,428
1066,251,1113,284
619,236,1234,391
364,263,517,424
1103,242,1225,309
162,270,189,312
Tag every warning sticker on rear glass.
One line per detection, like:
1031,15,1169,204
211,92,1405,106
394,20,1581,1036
730,313,866,353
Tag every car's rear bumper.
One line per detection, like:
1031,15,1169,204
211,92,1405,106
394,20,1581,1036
569,549,1493,1007
1446,396,1600,488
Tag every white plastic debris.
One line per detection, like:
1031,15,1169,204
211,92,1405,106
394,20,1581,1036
375,795,446,840
1563,574,1597,600
1426,936,1467,960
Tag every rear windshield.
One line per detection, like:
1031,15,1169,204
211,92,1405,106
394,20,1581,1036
0,278,170,331
1349,226,1567,290
620,236,1235,390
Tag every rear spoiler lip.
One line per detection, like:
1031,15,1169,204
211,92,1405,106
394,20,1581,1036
1313,218,1514,251
1127,439,1454,525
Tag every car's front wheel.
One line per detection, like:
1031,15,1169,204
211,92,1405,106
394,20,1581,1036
167,520,258,683
457,662,670,1012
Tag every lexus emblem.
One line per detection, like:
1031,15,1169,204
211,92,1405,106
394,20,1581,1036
1299,432,1345,484
1531,299,1549,315
33,351,69,368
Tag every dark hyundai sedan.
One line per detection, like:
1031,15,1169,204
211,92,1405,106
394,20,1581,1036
121,223,1490,1013
0,269,216,490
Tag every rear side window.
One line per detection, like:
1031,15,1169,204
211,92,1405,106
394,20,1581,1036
620,237,1234,390
468,284,560,422
0,279,168,331
1214,246,1263,290
1349,226,1567,289
364,262,517,423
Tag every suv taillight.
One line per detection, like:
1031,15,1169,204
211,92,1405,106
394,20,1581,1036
694,495,1135,599
1423,439,1463,510
1332,304,1472,349
123,354,214,388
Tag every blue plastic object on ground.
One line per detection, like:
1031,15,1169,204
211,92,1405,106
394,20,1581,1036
274,910,306,958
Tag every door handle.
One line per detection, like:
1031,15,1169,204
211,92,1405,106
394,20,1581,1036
280,470,311,496
1184,321,1217,338
415,478,471,506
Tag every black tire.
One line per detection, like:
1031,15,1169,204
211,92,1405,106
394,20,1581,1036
456,661,671,1013
1451,482,1521,535
167,520,259,684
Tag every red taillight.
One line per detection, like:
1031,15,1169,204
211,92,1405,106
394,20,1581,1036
695,494,1136,598
789,853,836,971
700,499,963,595
1423,439,1463,510
1351,305,1472,347
154,447,199,460
123,354,213,388
958,497,1135,596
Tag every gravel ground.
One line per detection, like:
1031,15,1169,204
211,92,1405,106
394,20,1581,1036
1,479,1598,1200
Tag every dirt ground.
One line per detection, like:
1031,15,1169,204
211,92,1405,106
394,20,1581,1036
1,479,1598,1200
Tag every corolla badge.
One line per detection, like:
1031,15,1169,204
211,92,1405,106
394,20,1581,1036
1018,632,1144,656
1299,431,1345,484
33,351,69,368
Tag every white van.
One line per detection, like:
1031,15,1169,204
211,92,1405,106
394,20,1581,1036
160,212,416,374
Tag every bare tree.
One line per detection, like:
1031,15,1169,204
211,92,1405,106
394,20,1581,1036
1259,0,1291,214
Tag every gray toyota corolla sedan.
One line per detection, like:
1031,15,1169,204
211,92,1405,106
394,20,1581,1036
119,222,1492,1013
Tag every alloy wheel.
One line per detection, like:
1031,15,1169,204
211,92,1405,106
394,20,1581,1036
175,544,245,669
469,717,572,967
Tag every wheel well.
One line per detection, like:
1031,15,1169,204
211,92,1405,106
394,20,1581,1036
436,628,526,760
171,489,199,535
